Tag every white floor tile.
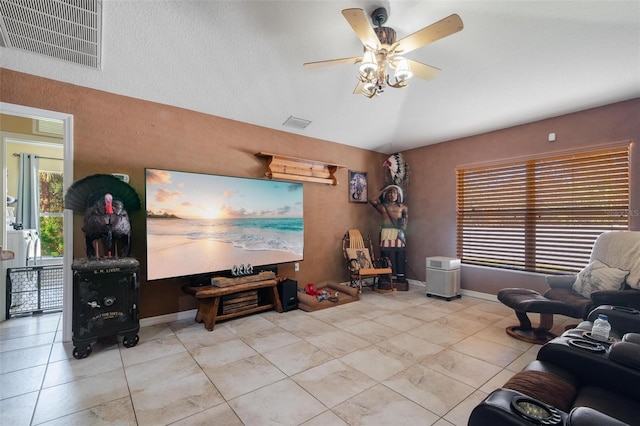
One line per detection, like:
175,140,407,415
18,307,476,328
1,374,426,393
0,293,540,425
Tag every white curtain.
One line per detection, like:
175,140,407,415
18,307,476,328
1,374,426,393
16,153,40,231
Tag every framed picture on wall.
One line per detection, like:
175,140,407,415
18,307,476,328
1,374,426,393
348,171,368,203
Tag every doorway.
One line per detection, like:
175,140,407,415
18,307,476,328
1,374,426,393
1,102,74,342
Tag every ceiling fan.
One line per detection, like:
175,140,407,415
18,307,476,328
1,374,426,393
303,7,463,98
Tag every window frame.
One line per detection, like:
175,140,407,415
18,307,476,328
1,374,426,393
456,142,631,274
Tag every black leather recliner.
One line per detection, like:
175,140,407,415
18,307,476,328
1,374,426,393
469,307,640,425
498,231,640,344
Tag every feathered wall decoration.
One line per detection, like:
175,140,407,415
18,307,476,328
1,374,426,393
383,153,410,198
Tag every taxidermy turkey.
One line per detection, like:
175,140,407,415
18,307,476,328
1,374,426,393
64,174,141,259
82,193,131,259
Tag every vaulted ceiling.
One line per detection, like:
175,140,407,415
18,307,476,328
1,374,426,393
1,1,639,153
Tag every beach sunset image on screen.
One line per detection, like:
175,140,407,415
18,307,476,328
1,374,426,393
145,168,304,281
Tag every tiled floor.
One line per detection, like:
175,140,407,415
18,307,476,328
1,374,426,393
0,284,579,425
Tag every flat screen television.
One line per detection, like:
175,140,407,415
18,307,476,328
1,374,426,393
145,168,304,281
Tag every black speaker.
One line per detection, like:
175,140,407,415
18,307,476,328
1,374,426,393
278,279,298,312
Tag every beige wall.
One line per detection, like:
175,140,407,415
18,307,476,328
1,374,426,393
402,98,640,295
1,68,387,318
2,114,36,134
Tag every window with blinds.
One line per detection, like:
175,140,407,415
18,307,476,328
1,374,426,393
456,145,630,273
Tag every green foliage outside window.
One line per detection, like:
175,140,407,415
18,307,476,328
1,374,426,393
39,171,64,256
40,216,64,256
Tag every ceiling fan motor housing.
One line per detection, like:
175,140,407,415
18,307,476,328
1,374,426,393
374,26,396,45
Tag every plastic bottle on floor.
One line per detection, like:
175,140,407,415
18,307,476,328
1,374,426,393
591,314,611,342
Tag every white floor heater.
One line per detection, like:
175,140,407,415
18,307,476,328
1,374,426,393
426,256,461,301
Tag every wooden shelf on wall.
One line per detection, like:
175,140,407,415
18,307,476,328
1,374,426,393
256,152,345,186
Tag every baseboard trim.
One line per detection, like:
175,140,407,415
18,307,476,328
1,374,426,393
460,288,498,302
408,279,425,287
140,309,197,328
139,286,497,328
410,279,496,301
341,279,426,289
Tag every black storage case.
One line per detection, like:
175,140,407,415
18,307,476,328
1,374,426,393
71,258,140,359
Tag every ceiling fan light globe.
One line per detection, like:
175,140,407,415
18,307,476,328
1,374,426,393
362,82,377,97
359,63,378,78
394,59,413,82
395,70,413,82
359,50,377,76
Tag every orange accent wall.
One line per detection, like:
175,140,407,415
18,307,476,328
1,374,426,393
1,68,387,318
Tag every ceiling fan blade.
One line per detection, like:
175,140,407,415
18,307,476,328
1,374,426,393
408,60,441,81
394,14,463,55
303,56,361,68
342,8,381,50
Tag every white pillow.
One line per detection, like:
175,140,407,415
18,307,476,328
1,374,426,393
572,259,630,297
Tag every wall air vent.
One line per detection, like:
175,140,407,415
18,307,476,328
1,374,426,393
0,0,102,69
34,118,64,137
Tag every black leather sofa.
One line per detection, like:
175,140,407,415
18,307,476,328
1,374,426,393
469,306,640,425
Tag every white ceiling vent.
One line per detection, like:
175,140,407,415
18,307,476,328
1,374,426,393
283,116,312,130
0,0,102,69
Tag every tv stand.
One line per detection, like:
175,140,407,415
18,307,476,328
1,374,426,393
184,276,282,331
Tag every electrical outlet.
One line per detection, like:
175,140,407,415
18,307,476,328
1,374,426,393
294,262,300,272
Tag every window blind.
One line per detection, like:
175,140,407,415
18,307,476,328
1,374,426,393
456,146,630,273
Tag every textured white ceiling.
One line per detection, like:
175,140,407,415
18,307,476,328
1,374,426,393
1,1,639,153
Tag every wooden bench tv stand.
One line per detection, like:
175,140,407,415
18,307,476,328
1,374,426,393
185,278,282,331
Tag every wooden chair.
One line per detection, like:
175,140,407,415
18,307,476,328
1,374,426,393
343,229,392,292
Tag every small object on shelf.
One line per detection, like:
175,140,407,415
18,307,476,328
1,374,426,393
232,263,254,276
256,152,345,185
